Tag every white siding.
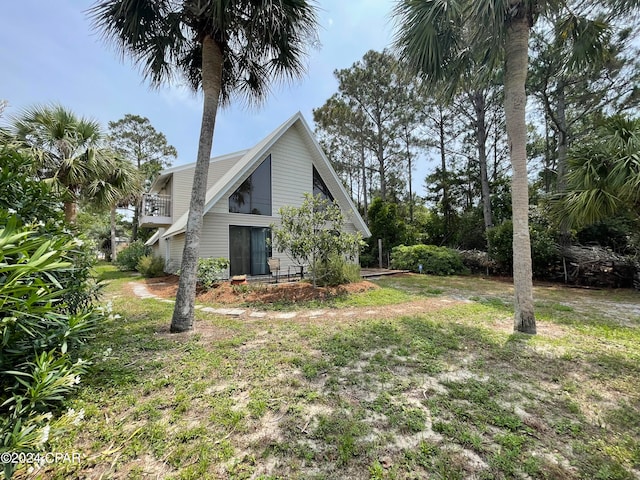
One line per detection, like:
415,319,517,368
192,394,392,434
272,126,314,212
171,169,195,220
209,125,313,215
165,234,185,273
200,124,362,273
170,156,241,220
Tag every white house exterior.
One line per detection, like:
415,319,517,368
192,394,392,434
141,112,371,276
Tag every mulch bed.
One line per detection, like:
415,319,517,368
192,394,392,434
143,275,378,304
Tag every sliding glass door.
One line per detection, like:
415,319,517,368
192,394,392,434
229,226,271,276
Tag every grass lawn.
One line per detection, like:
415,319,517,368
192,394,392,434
32,265,640,479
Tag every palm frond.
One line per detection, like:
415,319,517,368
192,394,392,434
392,0,468,84
88,0,185,88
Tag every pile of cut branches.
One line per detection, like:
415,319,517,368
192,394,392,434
555,245,638,288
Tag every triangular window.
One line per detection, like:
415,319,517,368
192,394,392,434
229,155,272,215
313,165,334,202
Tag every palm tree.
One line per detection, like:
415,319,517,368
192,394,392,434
85,155,143,261
11,104,115,224
392,0,640,334
89,0,319,333
561,115,640,227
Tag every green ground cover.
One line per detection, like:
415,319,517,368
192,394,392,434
29,265,640,479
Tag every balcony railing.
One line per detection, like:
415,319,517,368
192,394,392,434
140,193,172,227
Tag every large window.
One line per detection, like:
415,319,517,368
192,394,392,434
229,226,271,276
313,165,334,202
229,155,272,215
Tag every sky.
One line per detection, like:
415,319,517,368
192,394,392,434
1,1,432,193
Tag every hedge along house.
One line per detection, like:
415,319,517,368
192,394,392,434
141,112,371,277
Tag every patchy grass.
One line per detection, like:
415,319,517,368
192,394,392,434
28,268,640,479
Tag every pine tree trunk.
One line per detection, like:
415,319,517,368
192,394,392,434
504,14,536,334
473,90,493,242
555,78,568,193
377,138,387,201
438,107,451,235
171,35,223,333
360,142,368,220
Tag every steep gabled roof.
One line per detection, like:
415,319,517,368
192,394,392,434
162,111,370,239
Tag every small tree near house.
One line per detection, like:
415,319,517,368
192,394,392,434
271,193,364,287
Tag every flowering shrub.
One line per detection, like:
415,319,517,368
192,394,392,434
0,144,103,479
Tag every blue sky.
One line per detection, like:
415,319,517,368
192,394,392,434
1,0,433,193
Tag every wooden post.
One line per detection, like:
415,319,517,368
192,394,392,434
378,238,383,269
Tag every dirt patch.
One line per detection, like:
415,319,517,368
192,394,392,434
141,275,379,304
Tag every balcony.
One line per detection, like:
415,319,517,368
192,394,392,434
140,193,172,227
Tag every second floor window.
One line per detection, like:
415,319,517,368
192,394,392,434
313,165,334,202
229,155,272,215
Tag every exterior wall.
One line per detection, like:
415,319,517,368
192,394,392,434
193,212,360,274
169,156,239,220
170,169,194,220
209,126,312,215
164,234,185,274
158,177,172,197
162,123,364,274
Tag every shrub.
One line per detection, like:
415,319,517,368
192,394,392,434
312,254,361,287
390,244,467,275
488,218,560,278
137,254,165,277
0,144,104,478
197,257,230,289
115,240,150,271
0,217,103,478
271,193,363,287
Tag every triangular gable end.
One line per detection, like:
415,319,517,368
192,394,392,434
162,112,371,239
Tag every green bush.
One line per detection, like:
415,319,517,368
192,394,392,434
488,217,560,277
390,244,467,275
136,254,165,277
0,143,104,478
312,254,361,287
0,217,103,478
197,257,230,289
115,240,150,271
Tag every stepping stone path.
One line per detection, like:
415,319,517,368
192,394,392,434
129,281,362,320
128,281,459,321
130,281,288,320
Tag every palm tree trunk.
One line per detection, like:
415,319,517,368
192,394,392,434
171,35,223,333
110,205,117,262
505,14,536,334
132,203,140,242
64,201,78,224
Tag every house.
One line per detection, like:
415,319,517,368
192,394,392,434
141,112,371,277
